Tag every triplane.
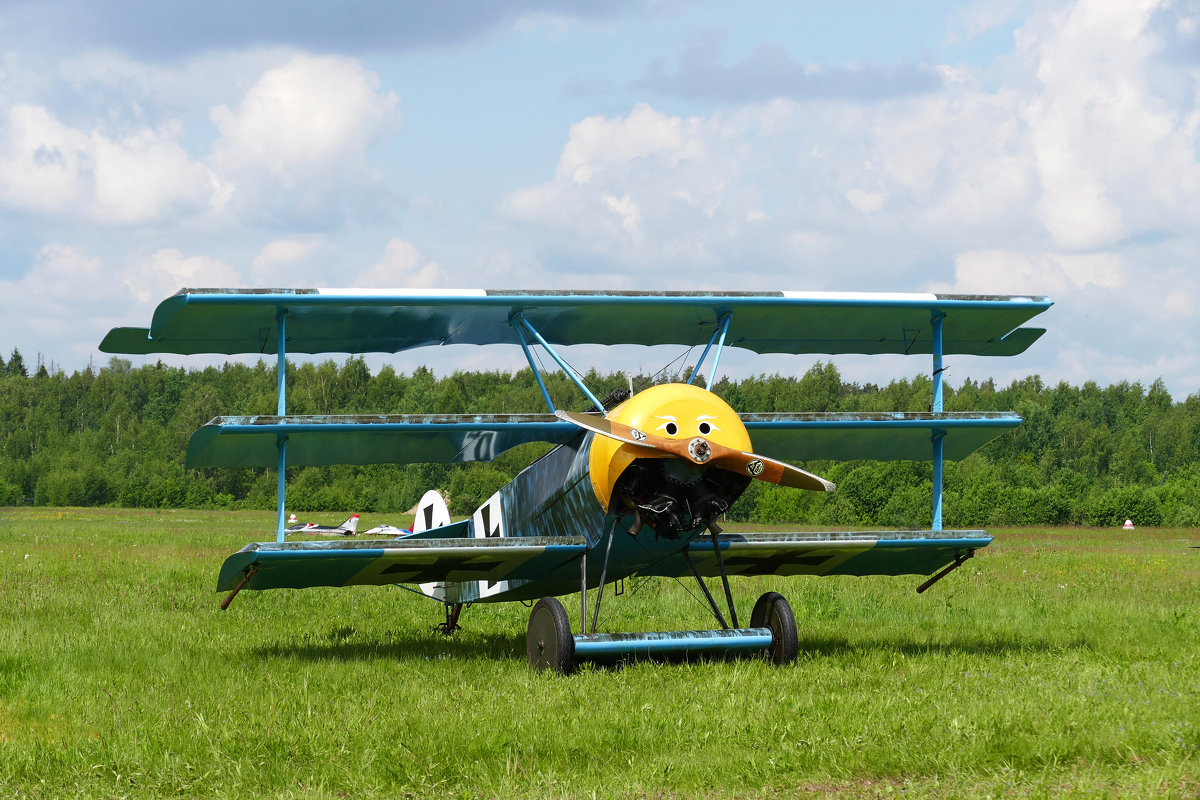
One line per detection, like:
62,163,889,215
103,289,1051,672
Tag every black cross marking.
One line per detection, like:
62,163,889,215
380,558,505,581
480,501,502,538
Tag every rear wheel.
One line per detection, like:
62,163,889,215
751,591,798,665
526,597,575,674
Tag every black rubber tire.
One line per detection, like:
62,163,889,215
526,597,575,674
751,591,798,665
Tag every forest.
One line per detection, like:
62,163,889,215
1,348,1198,528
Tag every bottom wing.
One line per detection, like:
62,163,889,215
643,530,991,578
217,535,586,593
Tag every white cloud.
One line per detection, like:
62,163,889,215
948,0,1030,43
505,0,1199,274
250,237,336,286
354,239,442,288
0,0,1196,399
0,246,129,364
503,103,754,272
209,54,400,222
0,104,226,225
1017,0,1200,249
936,249,1126,296
494,0,1200,397
121,248,241,303
602,193,642,237
555,104,710,186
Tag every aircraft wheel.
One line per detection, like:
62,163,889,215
526,597,575,674
751,591,798,666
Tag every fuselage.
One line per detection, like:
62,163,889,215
431,384,756,603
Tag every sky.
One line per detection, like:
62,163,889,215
0,0,1197,398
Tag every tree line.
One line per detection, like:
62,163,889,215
1,349,1198,528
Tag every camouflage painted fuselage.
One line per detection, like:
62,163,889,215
431,432,716,604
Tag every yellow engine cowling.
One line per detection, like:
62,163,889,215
587,383,753,513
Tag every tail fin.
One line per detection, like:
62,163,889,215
341,514,360,534
415,490,452,601
413,490,450,533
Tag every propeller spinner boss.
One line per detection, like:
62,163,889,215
688,437,711,463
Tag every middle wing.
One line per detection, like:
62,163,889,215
188,414,579,468
740,412,1021,461
187,411,1022,469
642,530,991,579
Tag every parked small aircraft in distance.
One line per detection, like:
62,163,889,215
102,288,1051,672
285,514,360,536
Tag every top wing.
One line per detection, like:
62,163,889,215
101,289,1051,358
641,530,991,579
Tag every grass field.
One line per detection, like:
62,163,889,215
1,508,1197,798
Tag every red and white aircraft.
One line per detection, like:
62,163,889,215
285,514,360,536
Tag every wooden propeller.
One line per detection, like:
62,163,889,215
555,409,835,492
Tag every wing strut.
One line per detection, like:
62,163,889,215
275,307,288,542
916,549,973,593
682,549,729,630
511,314,606,413
686,313,732,390
590,519,618,633
709,523,739,628
220,564,258,610
513,315,557,412
931,310,945,532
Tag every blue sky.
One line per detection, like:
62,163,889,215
1,0,1198,398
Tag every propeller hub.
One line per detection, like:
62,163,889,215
687,437,711,463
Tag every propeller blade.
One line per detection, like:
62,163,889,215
555,409,835,493
554,410,662,451
709,450,835,492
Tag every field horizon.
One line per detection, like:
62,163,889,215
1,508,1197,798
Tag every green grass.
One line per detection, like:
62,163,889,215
1,508,1197,798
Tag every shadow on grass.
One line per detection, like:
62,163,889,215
249,630,522,663
795,632,1091,658
246,627,1084,669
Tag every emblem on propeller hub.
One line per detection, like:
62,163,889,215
746,459,765,476
688,437,711,463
